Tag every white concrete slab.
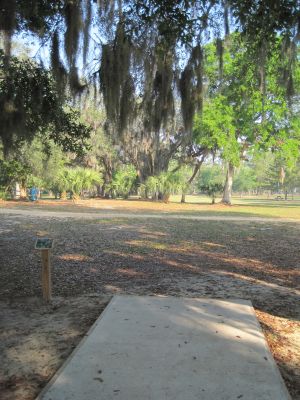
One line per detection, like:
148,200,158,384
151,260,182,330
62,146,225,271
37,296,291,400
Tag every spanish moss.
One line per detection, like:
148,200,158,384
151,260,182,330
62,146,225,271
64,0,82,69
83,0,92,65
100,22,132,132
51,31,67,97
179,44,203,134
0,0,16,56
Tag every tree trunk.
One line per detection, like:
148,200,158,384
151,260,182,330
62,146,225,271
13,182,21,199
158,192,163,201
187,155,207,185
20,185,27,200
152,191,158,201
181,192,186,203
163,193,170,203
61,191,67,200
221,162,234,205
96,184,103,197
72,192,80,201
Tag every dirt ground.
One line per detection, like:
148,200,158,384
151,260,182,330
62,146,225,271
2,196,300,219
0,211,299,399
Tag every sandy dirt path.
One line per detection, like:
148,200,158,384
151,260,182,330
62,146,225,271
0,206,299,222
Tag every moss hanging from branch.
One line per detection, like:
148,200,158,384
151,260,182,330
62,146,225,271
98,0,114,13
223,0,230,36
179,44,203,133
83,0,92,65
141,49,157,132
64,0,82,66
150,42,175,132
69,65,87,95
51,31,67,97
100,22,133,133
64,0,82,92
119,74,135,134
0,0,16,56
100,44,115,119
51,31,60,71
179,63,193,133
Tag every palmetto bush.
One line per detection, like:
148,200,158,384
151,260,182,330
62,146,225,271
144,171,183,202
109,164,137,199
51,167,102,199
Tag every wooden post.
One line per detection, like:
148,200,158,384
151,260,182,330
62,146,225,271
35,238,53,302
41,249,51,302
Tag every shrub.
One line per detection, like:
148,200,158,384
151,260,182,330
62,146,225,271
199,183,223,204
110,165,137,199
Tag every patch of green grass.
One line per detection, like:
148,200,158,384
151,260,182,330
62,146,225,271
168,195,300,219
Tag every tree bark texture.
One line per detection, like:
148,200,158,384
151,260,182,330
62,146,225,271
181,192,186,203
221,162,234,205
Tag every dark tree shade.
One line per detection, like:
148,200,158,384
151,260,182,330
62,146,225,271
0,51,91,155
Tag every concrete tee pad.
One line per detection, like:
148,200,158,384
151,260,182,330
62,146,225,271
37,296,291,400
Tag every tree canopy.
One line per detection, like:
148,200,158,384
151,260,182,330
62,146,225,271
0,50,91,155
1,1,299,144
0,1,299,200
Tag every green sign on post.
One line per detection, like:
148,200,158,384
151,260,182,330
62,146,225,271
35,238,53,250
